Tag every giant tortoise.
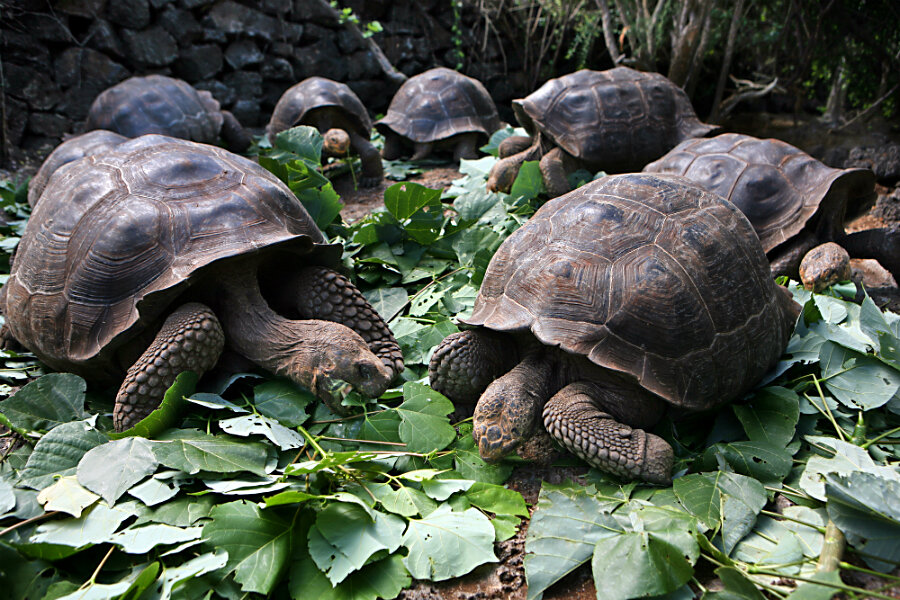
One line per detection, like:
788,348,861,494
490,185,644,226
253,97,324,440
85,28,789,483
429,173,798,484
376,67,501,161
85,75,251,152
487,67,718,197
2,135,403,431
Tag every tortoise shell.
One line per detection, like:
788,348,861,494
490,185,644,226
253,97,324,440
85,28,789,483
27,130,128,207
85,75,225,143
375,67,501,143
514,67,717,172
467,173,793,410
643,133,876,253
4,135,339,377
266,77,372,141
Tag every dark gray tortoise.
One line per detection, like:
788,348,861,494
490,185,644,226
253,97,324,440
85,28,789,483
27,130,128,207
2,135,403,432
85,75,250,152
267,77,383,188
487,67,717,197
429,173,798,484
376,67,501,161
643,133,876,284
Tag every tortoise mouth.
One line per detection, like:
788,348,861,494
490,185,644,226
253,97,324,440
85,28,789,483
474,422,521,463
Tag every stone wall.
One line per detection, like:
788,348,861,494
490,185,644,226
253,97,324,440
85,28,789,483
1,0,520,165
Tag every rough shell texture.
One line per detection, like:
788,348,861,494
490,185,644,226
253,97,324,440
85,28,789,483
514,67,717,172
4,135,339,376
85,75,224,143
28,130,129,207
266,76,372,141
375,67,501,143
467,173,793,410
644,133,876,253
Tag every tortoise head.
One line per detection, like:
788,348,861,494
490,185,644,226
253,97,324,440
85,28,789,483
486,155,522,194
472,374,543,462
322,128,351,157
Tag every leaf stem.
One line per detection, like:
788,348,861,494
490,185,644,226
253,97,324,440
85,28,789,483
317,435,406,447
0,510,60,537
839,560,900,582
861,425,900,449
808,378,847,441
816,520,846,572
750,568,898,600
297,426,328,458
80,545,116,589
759,509,826,533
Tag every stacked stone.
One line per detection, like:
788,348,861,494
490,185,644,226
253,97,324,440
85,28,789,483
1,0,517,161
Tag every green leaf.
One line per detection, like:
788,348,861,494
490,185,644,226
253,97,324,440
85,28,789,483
402,504,497,581
384,182,442,220
252,379,314,428
274,125,324,163
731,515,805,572
373,485,437,517
0,373,87,431
295,184,344,230
825,471,900,572
28,502,136,548
128,475,180,506
674,472,766,555
363,287,409,324
36,475,99,517
465,482,528,517
421,478,474,501
799,436,899,501
479,125,527,156
591,531,694,600
310,502,405,584
524,483,622,600
201,500,295,594
149,551,228,600
703,566,767,599
18,420,109,490
492,514,520,541
733,387,800,447
819,342,900,410
394,382,455,453
451,425,513,485
77,437,159,505
110,524,202,554
700,441,792,485
509,161,544,200
218,413,305,450
135,494,216,527
0,541,62,600
784,570,841,600
151,430,269,476
109,371,198,440
0,479,16,514
289,552,410,600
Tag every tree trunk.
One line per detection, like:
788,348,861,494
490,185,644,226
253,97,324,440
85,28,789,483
821,56,847,127
668,0,712,87
595,0,624,64
709,0,745,122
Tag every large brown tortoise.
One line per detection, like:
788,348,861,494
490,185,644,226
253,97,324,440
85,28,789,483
1,135,403,431
429,173,799,484
85,75,251,152
376,67,501,161
644,133,876,284
267,77,383,188
487,67,718,197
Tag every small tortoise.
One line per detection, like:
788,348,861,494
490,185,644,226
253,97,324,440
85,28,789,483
267,77,383,188
85,75,251,152
643,133,876,282
429,173,798,484
28,130,128,207
376,67,501,161
487,67,717,197
2,135,403,431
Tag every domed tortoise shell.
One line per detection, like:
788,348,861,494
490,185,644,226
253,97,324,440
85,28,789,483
466,173,793,410
266,76,372,142
375,67,501,143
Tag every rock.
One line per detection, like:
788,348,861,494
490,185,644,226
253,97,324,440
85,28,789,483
120,26,179,66
874,187,900,224
349,79,393,113
2,98,29,149
202,27,227,44
4,64,62,111
56,0,107,18
205,0,284,41
159,5,203,46
224,39,264,70
195,79,235,107
85,19,124,57
260,57,294,81
302,23,332,42
149,0,174,8
223,70,263,100
28,112,72,139
337,28,362,53
851,258,898,290
19,13,73,42
107,0,150,29
294,0,337,25
178,0,213,8
346,49,379,80
230,99,261,127
292,38,347,81
54,48,129,119
1,30,51,67
175,44,223,81
261,0,291,14
846,144,900,183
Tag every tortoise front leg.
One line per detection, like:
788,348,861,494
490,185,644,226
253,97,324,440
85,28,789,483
113,303,225,432
381,132,404,160
428,329,519,404
451,133,481,161
542,381,672,485
497,135,532,159
220,110,251,153
539,146,573,198
349,131,383,188
289,266,404,380
410,142,433,162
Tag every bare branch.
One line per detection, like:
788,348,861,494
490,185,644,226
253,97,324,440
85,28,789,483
716,76,781,120
595,0,625,64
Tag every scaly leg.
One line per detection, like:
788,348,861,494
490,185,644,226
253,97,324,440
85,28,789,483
428,329,519,404
349,131,383,188
114,303,225,432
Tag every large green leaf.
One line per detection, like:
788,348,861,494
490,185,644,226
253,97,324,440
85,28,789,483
402,504,497,581
201,500,295,594
147,551,228,600
151,430,269,476
384,182,442,221
109,371,198,440
274,125,324,163
700,441,792,485
0,541,61,600
26,502,136,549
110,524,202,554
0,373,87,432
674,472,766,554
509,160,544,200
825,471,900,572
524,482,622,600
819,341,900,410
252,379,315,428
702,566,767,599
295,184,344,230
218,413,305,450
464,482,528,517
799,436,899,501
394,382,455,453
733,386,799,447
36,475,99,518
77,437,159,505
18,420,109,490
363,287,409,324
290,552,410,600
